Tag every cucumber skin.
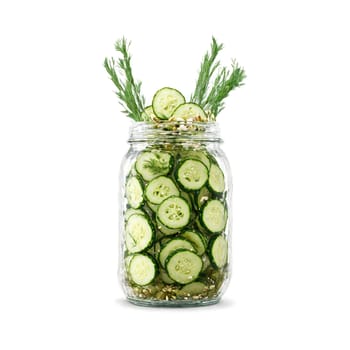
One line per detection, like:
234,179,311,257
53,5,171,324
178,281,207,296
207,234,228,269
151,87,185,120
165,248,203,285
135,151,174,182
156,217,179,235
145,175,179,205
125,214,156,253
208,164,225,195
159,237,195,268
175,159,209,191
156,195,191,230
170,102,206,121
125,175,144,209
180,230,207,256
196,186,211,209
128,253,159,286
200,199,227,234
125,208,146,221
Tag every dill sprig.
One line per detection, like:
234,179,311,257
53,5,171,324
104,38,145,121
203,60,246,116
191,37,223,106
191,37,246,119
143,158,169,175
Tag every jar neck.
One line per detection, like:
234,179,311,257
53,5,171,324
128,122,222,144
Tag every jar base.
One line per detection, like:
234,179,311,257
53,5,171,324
126,296,221,308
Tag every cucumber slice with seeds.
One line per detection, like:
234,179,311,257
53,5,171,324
145,176,179,204
176,159,208,191
157,196,190,229
208,234,228,268
181,230,206,255
208,163,225,194
126,176,144,209
159,237,195,267
170,102,206,122
136,151,173,182
183,150,211,170
128,253,158,286
201,199,227,233
152,87,185,120
125,214,155,253
165,249,203,285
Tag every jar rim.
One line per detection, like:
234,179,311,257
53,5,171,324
128,121,222,143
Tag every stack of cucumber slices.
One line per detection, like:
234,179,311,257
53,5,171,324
124,145,229,300
142,87,208,123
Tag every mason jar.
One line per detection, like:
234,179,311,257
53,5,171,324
119,121,232,306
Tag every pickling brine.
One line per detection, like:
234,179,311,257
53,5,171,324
119,122,232,306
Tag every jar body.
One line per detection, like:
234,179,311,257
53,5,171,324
119,123,232,306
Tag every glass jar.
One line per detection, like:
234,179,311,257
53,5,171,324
119,122,232,307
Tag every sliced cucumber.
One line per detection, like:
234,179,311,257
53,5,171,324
165,249,203,285
152,87,185,120
125,208,145,221
157,196,190,229
180,191,194,212
180,230,206,255
153,241,161,259
124,254,133,271
128,254,158,286
147,202,159,212
208,234,228,268
170,102,206,122
197,186,211,208
176,159,208,191
125,176,144,209
208,163,225,194
159,236,172,246
178,281,207,296
156,218,179,235
125,214,155,253
159,269,175,284
159,237,195,268
141,105,158,122
182,150,211,170
195,217,209,235
136,151,173,182
201,254,211,272
201,199,227,233
145,176,179,205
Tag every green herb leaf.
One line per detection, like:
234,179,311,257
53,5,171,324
143,157,169,175
191,37,246,119
204,60,246,116
104,38,145,121
191,37,223,106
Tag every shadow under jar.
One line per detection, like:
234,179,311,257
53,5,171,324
119,122,232,307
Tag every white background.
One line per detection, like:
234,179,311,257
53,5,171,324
0,0,349,349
